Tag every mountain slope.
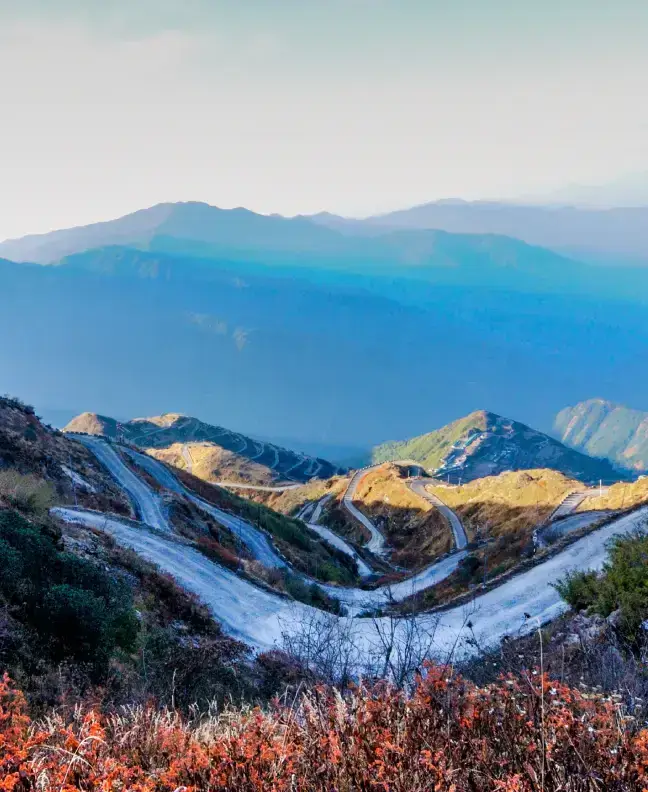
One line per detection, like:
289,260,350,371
372,410,624,484
65,412,341,484
0,396,131,515
555,399,648,472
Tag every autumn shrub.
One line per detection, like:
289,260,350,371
4,664,648,791
196,535,242,571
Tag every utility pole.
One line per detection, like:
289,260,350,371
599,479,603,498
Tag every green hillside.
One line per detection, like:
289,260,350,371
555,399,648,471
373,409,624,484
373,411,488,471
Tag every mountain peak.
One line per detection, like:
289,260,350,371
373,409,623,484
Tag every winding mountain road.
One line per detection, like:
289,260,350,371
407,480,469,550
306,497,374,579
63,438,469,611
121,446,287,569
62,437,648,660
70,434,169,532
51,503,648,660
342,467,388,556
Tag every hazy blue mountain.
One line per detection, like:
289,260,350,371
2,235,648,452
312,201,648,266
0,200,632,277
555,399,648,472
520,172,648,209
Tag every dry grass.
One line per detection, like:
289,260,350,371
149,442,276,486
0,469,55,516
579,477,648,512
6,666,648,791
428,468,583,542
353,464,453,568
264,477,349,516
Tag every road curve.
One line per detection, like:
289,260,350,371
69,437,468,605
70,434,169,532
120,447,465,608
51,504,648,661
306,497,374,578
216,481,302,493
549,487,610,522
342,467,388,556
535,510,613,548
121,446,287,569
407,480,468,550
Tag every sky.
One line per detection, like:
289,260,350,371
1,0,647,239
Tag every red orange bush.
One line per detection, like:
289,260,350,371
3,666,648,790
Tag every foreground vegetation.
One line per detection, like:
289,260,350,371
556,528,648,643
4,664,648,791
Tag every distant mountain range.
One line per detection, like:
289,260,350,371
519,172,648,210
312,201,648,266
3,198,648,268
65,412,342,485
2,201,648,448
372,410,624,484
554,399,648,473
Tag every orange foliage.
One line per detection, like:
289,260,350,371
2,667,648,790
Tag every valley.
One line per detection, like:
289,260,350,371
9,393,640,653
50,438,648,654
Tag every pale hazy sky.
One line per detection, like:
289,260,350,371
1,0,647,239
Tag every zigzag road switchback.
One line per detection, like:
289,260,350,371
51,504,648,661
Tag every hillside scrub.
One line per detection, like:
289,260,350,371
4,664,648,790
555,527,648,643
1,509,304,713
173,468,359,584
0,469,55,516
0,400,131,515
0,509,137,683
